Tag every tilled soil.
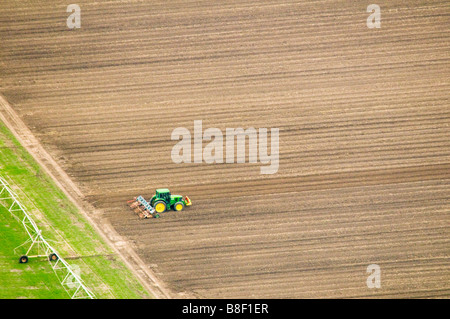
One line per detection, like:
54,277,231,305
0,0,449,298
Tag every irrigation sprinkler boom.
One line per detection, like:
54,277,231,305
0,175,95,299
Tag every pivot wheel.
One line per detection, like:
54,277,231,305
174,202,184,212
154,201,167,214
49,253,59,261
19,256,28,264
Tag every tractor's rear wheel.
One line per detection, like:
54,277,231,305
174,202,184,212
154,201,167,213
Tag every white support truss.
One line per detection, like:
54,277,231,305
0,175,95,299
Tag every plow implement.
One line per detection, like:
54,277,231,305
127,196,159,219
127,188,191,219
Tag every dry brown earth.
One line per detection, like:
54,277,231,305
0,0,449,298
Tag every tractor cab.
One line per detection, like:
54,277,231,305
155,188,171,202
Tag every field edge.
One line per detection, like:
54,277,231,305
0,94,165,299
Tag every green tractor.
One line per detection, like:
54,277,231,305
149,188,192,214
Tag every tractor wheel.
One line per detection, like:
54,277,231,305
154,201,167,214
19,256,28,264
174,202,184,212
49,253,58,262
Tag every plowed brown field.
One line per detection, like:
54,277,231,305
0,0,449,298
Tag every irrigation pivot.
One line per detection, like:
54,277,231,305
0,175,95,299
